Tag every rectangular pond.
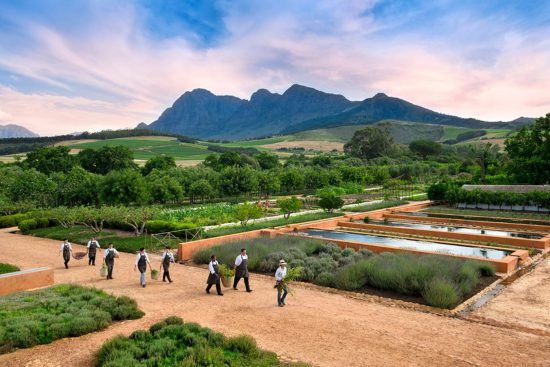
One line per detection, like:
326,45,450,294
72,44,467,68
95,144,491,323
362,220,543,239
302,229,511,260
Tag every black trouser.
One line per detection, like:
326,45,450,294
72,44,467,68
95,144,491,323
233,276,250,291
206,279,222,295
63,256,70,269
106,261,114,279
88,254,96,266
162,267,172,282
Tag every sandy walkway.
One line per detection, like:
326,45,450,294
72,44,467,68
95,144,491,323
0,231,549,367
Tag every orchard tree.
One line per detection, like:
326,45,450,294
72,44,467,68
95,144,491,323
279,167,305,193
344,126,394,159
51,167,100,207
25,146,76,175
111,206,159,236
188,179,214,203
99,169,149,205
505,113,550,184
234,203,263,226
219,166,258,200
257,171,280,199
318,192,344,213
142,155,176,175
409,140,442,159
255,152,280,170
277,196,302,219
78,146,137,174
147,171,184,204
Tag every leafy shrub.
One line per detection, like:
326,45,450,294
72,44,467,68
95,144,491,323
421,278,459,308
226,335,258,355
0,263,19,274
0,213,28,228
18,217,51,233
314,272,335,287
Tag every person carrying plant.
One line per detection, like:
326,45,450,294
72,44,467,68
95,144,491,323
59,239,72,269
206,254,223,296
233,248,252,292
275,259,288,307
86,237,100,266
103,243,119,279
134,248,152,288
160,245,175,283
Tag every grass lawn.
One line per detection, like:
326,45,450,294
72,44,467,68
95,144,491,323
423,206,550,222
204,212,342,238
214,136,291,148
26,226,180,253
0,284,143,354
97,316,308,366
441,126,477,141
345,200,408,213
0,263,19,274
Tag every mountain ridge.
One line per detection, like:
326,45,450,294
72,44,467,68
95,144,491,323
146,84,531,140
0,124,39,138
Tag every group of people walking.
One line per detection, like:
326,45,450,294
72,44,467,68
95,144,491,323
60,239,290,306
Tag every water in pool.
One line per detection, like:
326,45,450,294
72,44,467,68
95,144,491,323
366,220,542,239
303,229,510,260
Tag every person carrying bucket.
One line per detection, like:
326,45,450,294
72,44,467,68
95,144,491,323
160,246,175,283
134,247,152,288
59,239,72,269
103,243,119,279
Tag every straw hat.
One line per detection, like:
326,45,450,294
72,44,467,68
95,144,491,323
279,259,287,265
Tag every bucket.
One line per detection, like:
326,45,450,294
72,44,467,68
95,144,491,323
220,276,233,288
100,264,108,277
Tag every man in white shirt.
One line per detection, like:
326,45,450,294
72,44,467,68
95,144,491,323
59,239,72,269
134,247,152,288
275,259,288,307
206,254,223,296
103,243,119,279
233,248,252,292
86,237,100,266
160,246,175,283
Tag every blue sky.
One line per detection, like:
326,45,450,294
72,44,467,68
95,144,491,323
0,0,549,135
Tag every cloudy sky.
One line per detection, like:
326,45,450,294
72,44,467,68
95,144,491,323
0,0,549,136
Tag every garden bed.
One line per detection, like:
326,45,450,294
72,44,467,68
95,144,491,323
344,200,408,213
0,284,143,354
422,206,550,224
192,236,497,309
96,316,308,366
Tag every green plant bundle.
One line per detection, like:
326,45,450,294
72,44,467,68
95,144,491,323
0,284,143,354
277,266,303,296
218,264,235,278
96,317,309,366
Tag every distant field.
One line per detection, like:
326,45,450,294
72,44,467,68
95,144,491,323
440,126,477,140
68,137,210,160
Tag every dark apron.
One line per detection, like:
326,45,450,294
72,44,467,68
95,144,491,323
235,255,249,278
137,254,147,273
89,242,98,257
105,249,115,265
62,244,71,261
207,262,219,285
162,253,171,270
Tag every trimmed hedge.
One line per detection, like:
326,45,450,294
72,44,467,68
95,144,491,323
0,213,28,228
445,188,550,208
18,218,52,233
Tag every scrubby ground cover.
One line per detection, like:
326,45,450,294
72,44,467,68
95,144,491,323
0,263,19,274
423,206,550,222
96,316,308,367
194,236,495,308
0,284,143,354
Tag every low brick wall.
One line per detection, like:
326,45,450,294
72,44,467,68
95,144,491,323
339,221,549,250
0,267,54,296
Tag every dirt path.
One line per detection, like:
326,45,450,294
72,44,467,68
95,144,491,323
0,231,549,367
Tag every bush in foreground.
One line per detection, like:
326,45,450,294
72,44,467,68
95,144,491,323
0,284,143,354
0,263,19,274
96,317,308,367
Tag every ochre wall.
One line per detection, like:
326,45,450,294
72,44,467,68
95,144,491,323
0,267,54,296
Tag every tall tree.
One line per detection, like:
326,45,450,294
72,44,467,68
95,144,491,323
99,169,149,205
344,126,393,159
25,146,76,174
409,140,442,159
78,146,137,174
142,155,176,175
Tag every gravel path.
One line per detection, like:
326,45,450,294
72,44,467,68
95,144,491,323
0,230,549,367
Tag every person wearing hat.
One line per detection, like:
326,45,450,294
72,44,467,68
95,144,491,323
103,243,119,279
134,247,152,288
59,239,73,269
160,245,175,283
233,248,252,292
206,254,223,296
86,237,100,266
275,259,288,307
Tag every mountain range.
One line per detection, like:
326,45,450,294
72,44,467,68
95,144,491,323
144,84,532,140
0,124,39,138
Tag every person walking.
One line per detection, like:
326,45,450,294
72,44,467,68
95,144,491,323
275,259,288,307
160,246,175,283
134,248,152,288
233,248,252,292
59,239,72,269
205,255,223,296
103,243,119,280
86,237,100,266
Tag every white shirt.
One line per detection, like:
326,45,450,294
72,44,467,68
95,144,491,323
60,242,72,251
103,248,119,259
208,260,218,274
235,254,248,266
135,252,150,266
162,251,175,263
275,266,287,281
87,240,100,248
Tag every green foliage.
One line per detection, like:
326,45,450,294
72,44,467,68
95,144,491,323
421,278,459,309
277,196,302,219
317,192,344,213
96,317,306,367
25,146,76,175
444,188,550,208
18,218,50,233
78,146,137,175
0,263,19,274
234,203,263,226
142,155,176,175
0,285,143,354
0,213,28,228
409,140,442,159
344,126,394,159
100,169,149,205
219,166,258,199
